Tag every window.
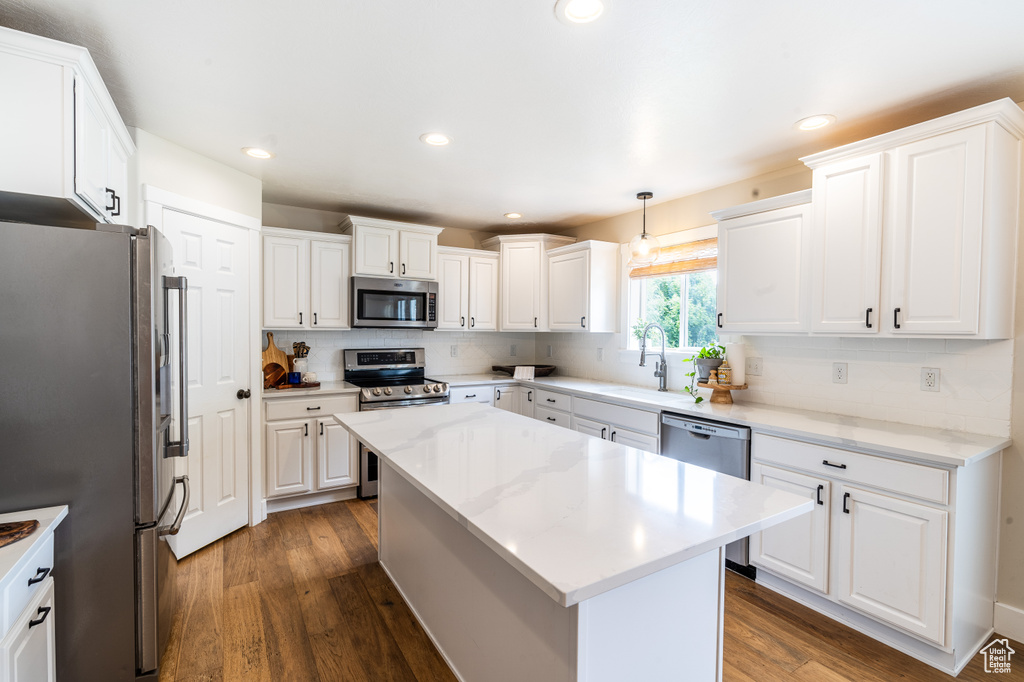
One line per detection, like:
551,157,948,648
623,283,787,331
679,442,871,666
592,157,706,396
627,232,718,351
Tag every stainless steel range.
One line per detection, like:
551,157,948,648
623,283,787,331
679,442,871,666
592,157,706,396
344,348,449,497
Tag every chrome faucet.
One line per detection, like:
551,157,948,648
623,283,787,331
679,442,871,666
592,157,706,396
639,322,668,392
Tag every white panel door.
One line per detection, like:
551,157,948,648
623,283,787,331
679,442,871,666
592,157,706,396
888,127,986,334
750,463,830,593
316,418,357,490
501,242,541,330
73,75,108,218
310,240,350,329
609,427,659,453
572,415,609,440
836,485,948,644
2,579,55,682
469,256,499,331
494,386,520,413
548,250,589,331
162,209,251,558
354,225,397,277
437,253,469,330
262,235,308,328
265,420,313,498
811,154,884,334
518,387,535,418
400,230,438,280
718,203,811,333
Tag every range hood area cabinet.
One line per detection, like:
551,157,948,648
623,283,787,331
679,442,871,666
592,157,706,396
341,216,443,281
436,247,499,331
0,26,133,227
546,240,620,332
713,191,813,334
482,234,576,331
802,98,1024,338
262,227,352,329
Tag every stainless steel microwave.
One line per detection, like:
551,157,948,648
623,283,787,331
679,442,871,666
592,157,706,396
350,276,438,329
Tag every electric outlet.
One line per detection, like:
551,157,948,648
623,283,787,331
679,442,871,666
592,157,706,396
547,345,553,358
510,344,517,357
597,348,604,361
450,345,458,358
921,367,940,392
746,357,763,376
833,362,848,384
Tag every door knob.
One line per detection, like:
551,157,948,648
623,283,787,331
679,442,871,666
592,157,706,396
236,389,251,400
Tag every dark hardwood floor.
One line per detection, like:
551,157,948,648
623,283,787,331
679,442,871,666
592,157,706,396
160,499,1023,681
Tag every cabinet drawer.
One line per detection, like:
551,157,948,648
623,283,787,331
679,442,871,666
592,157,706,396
610,427,659,453
449,386,495,405
1,534,54,636
535,389,571,412
535,406,571,429
265,394,357,422
752,433,948,504
573,397,659,435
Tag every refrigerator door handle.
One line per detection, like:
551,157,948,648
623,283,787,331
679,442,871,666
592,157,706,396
163,276,189,457
158,475,189,537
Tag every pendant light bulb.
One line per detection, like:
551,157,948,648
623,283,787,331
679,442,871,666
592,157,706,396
628,191,660,267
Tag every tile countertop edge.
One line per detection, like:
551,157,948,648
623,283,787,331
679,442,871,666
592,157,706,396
0,505,68,584
436,374,1009,468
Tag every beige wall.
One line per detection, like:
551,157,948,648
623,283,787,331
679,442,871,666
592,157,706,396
262,202,493,249
127,128,262,226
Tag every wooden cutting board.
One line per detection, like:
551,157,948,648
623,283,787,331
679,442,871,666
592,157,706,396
262,332,288,371
0,520,38,549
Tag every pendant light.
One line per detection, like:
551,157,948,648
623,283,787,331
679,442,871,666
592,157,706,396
628,191,660,266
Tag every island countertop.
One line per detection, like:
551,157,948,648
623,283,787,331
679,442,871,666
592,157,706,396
335,402,811,606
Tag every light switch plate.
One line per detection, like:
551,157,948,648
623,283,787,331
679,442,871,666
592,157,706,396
746,357,763,376
510,344,517,357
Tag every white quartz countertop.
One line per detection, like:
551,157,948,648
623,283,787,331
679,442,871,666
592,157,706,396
335,403,812,607
435,374,1009,467
0,505,67,586
262,380,359,399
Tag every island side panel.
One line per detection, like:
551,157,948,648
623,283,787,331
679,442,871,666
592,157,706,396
575,546,724,682
379,462,581,681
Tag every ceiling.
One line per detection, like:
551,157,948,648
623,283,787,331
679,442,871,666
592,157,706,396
4,1,1024,231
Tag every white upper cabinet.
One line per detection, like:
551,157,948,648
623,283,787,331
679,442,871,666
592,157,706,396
810,154,884,334
713,191,812,334
343,216,443,281
437,247,499,331
483,234,576,331
547,241,619,332
262,228,350,329
0,26,133,226
802,98,1024,338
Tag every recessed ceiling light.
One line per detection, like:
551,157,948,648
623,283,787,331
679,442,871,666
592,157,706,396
555,0,604,24
504,212,522,219
242,147,274,159
795,114,837,131
419,132,452,146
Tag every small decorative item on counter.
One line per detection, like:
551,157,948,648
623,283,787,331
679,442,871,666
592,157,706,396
293,342,310,358
708,369,719,384
287,372,301,384
293,357,309,374
0,519,39,548
718,361,732,385
302,372,317,384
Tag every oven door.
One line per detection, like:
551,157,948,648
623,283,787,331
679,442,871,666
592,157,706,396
357,396,449,497
351,276,438,329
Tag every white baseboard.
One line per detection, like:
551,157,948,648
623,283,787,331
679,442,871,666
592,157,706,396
266,487,358,514
995,601,1024,642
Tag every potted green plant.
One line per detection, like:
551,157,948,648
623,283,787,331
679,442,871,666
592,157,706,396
691,344,726,382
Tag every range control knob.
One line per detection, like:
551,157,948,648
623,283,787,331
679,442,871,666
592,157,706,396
433,384,443,392
423,385,433,393
372,388,382,396
383,387,393,396
404,386,413,394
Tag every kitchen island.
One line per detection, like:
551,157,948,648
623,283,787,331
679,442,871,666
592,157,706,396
335,403,811,681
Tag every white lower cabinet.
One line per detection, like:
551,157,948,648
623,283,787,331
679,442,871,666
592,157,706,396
449,385,494,406
571,397,660,453
264,395,358,502
492,385,536,418
750,432,1000,674
1,578,55,682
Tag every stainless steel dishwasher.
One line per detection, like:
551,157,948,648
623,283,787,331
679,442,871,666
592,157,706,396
660,412,754,576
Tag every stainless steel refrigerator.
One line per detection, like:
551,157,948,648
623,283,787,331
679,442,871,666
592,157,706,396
0,221,189,680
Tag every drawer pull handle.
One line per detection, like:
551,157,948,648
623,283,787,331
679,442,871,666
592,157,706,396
843,491,851,514
601,427,607,438
822,460,847,469
465,394,476,398
546,398,556,403
27,567,50,586
893,307,901,329
547,417,556,422
304,423,309,437
320,422,324,436
816,484,824,505
527,391,532,402
717,312,723,329
461,316,465,327
610,431,617,442
28,606,51,628
865,307,873,328
306,406,321,411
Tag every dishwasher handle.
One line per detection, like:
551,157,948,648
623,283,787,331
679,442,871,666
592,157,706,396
661,412,750,441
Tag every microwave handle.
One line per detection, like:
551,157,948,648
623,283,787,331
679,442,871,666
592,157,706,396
164,276,189,458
